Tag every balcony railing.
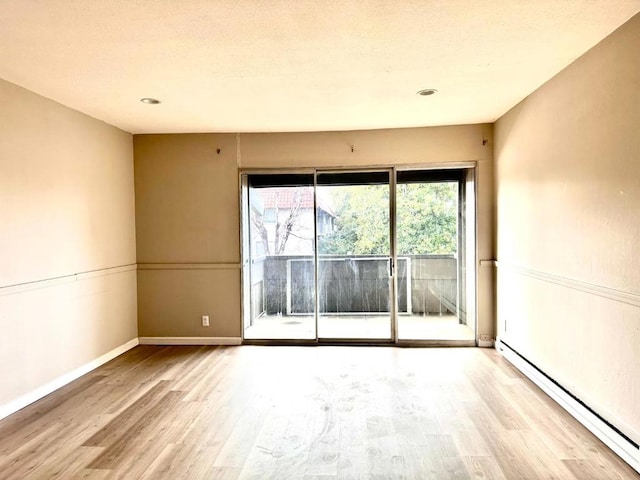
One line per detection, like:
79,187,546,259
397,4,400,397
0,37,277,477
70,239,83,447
249,254,463,322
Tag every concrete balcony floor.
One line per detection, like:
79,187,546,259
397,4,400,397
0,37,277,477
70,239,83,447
244,313,474,342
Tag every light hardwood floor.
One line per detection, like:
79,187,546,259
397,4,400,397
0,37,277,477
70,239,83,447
0,346,638,479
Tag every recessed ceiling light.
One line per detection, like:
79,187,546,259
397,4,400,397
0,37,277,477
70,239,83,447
140,97,161,104
417,89,437,96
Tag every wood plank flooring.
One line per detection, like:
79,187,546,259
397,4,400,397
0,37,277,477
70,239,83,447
0,346,638,479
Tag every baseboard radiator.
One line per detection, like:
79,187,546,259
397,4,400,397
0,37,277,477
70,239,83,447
496,339,640,475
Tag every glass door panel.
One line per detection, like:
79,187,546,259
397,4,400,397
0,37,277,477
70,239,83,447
243,174,316,340
316,171,392,340
395,169,474,341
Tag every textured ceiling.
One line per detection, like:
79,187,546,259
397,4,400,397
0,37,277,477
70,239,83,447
0,1,638,134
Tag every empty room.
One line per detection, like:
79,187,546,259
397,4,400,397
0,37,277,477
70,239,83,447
1,1,639,478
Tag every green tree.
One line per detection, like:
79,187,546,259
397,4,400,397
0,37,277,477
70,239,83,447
396,182,458,254
319,182,457,255
319,184,389,255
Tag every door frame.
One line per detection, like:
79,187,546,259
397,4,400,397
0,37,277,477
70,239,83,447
239,164,477,346
314,167,396,343
393,165,477,346
239,169,318,345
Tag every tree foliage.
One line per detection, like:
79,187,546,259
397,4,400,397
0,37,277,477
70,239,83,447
319,182,457,255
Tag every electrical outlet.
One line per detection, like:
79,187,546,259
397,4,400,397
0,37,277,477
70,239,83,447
202,315,210,327
479,334,491,342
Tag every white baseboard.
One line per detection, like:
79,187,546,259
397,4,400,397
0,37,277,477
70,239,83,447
0,337,139,421
478,339,494,348
496,338,640,474
138,336,242,346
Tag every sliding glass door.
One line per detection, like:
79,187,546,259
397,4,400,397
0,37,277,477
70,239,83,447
316,171,392,340
241,168,475,344
243,174,316,340
395,169,474,342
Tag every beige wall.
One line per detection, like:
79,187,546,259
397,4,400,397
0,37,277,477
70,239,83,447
0,79,137,408
134,134,242,337
495,13,640,444
135,124,494,340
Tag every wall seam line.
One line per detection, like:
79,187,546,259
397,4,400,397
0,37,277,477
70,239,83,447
138,262,241,270
0,263,137,295
497,261,640,307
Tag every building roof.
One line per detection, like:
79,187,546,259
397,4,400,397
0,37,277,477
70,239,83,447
259,187,335,216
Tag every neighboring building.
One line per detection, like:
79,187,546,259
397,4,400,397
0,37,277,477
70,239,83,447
250,187,335,255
